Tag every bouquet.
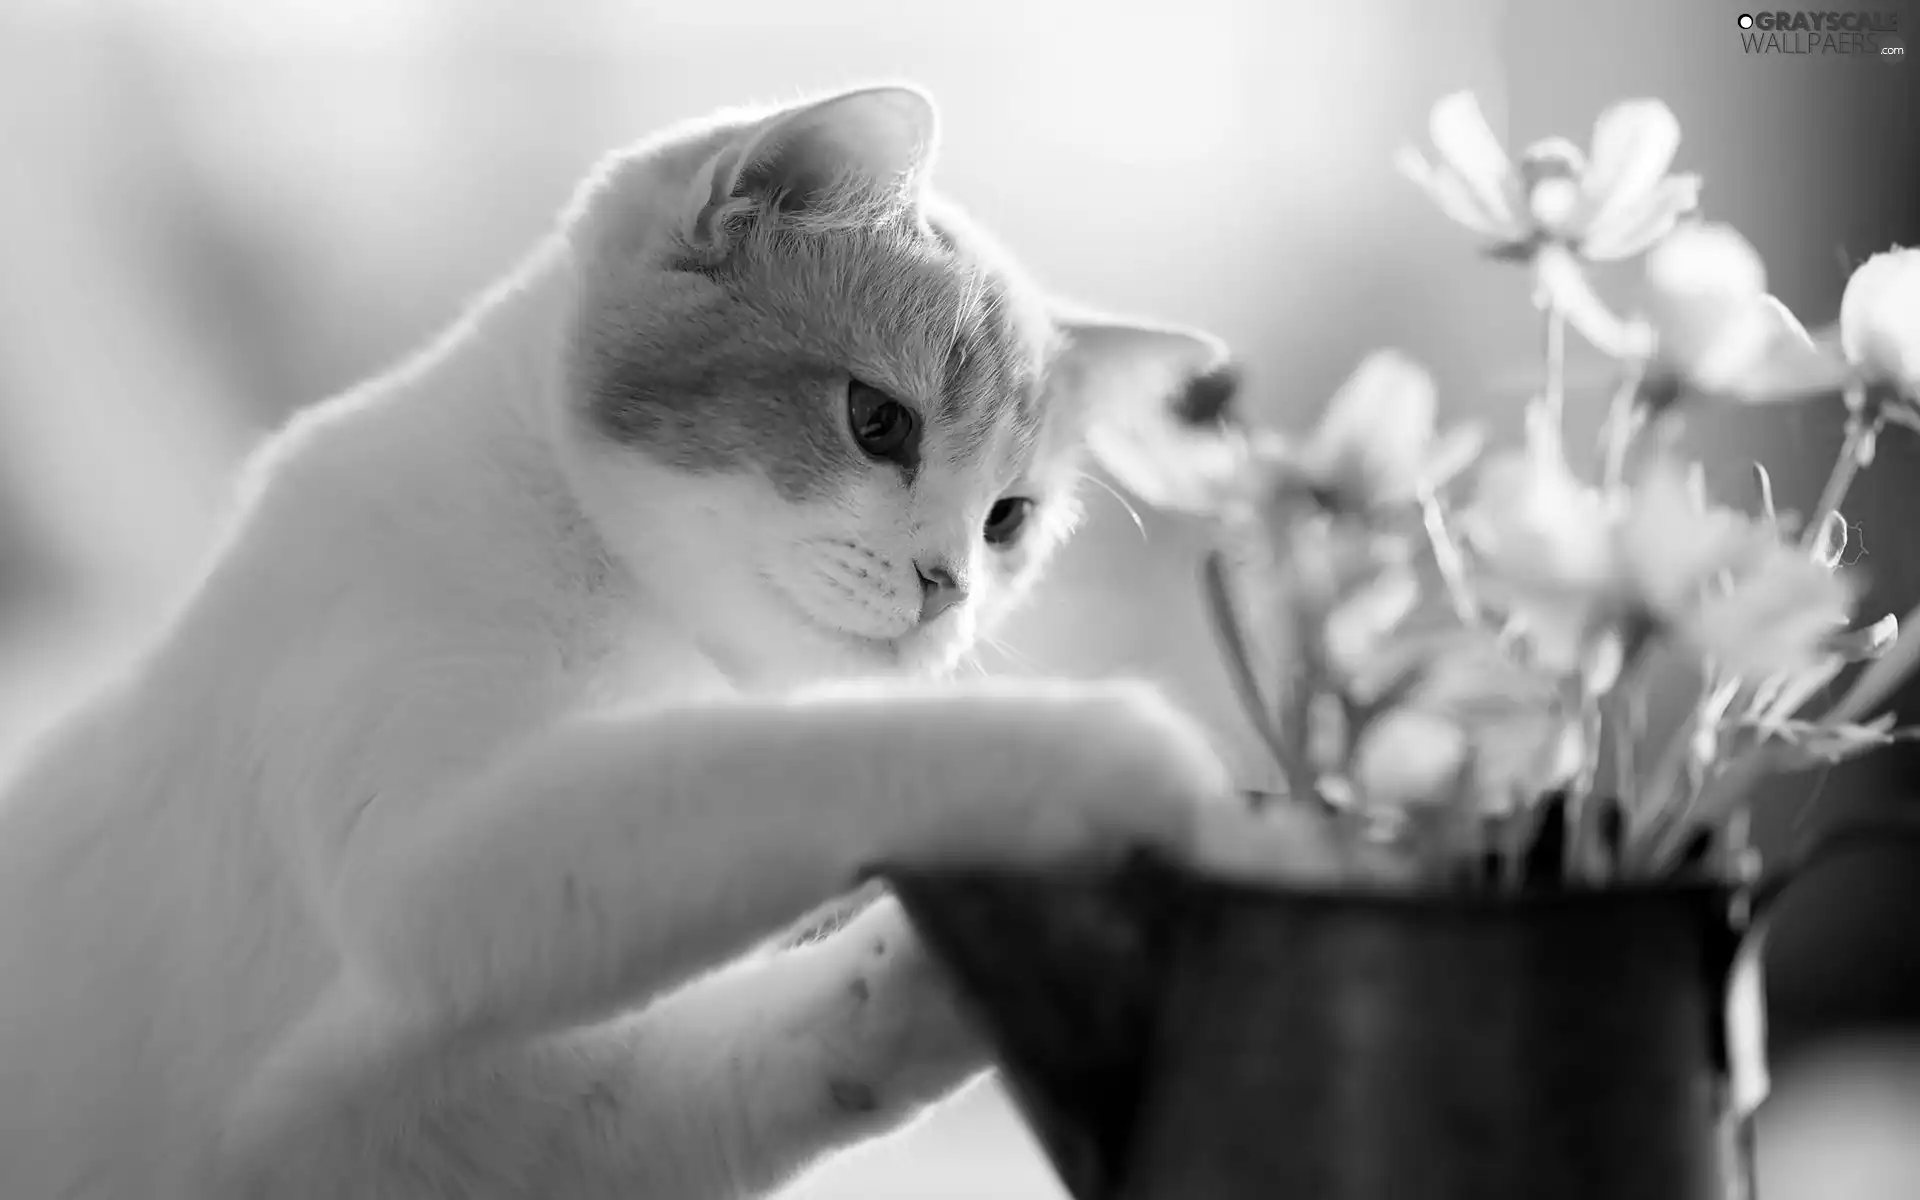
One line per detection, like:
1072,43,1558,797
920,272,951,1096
886,94,1920,1200
1167,91,1920,892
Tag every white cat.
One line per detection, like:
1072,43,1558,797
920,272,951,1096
0,84,1320,1199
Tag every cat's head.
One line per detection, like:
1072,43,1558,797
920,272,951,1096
555,84,1240,684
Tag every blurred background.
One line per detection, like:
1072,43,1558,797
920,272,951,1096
1,0,1916,1195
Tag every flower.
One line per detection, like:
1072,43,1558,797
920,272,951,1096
1352,708,1469,810
1397,92,1701,263
1348,623,1583,815
1634,222,1848,400
1633,232,1920,410
1839,246,1920,401
1455,412,1616,672
1245,351,1483,522
1462,428,1857,685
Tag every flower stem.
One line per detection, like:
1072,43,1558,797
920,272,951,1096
1200,552,1311,806
1631,719,1700,867
1566,694,1605,880
1420,494,1479,623
1648,744,1776,868
1600,369,1643,490
1799,386,1875,554
1611,687,1642,813
1542,301,1568,438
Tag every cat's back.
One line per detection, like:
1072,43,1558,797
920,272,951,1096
0,378,586,1193
0,213,745,1194
0,654,328,1193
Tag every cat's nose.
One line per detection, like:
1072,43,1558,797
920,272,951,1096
915,560,968,625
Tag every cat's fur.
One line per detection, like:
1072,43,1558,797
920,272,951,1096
0,84,1290,1199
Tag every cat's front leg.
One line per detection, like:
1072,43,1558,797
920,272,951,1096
228,900,981,1200
219,680,1272,1185
624,891,987,1199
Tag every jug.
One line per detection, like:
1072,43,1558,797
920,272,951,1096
886,819,1916,1200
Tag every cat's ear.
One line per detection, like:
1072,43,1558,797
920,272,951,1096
1050,314,1247,513
687,85,938,252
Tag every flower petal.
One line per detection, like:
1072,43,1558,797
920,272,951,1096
1640,224,1813,389
1577,99,1683,233
1687,557,1857,679
1395,147,1520,239
1323,568,1424,682
1316,351,1436,441
1309,351,1441,502
1702,296,1850,399
1463,447,1618,608
1533,244,1652,360
1353,708,1470,810
1645,221,1767,301
1678,300,1779,391
1421,424,1487,494
1426,92,1522,234
1091,420,1261,515
1620,465,1762,614
1579,173,1702,262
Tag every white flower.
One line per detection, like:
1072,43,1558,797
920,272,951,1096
1352,708,1469,810
1463,437,1856,684
1636,222,1848,400
1258,351,1483,519
1839,246,1920,399
1349,626,1583,815
1627,470,1853,678
1631,237,1920,410
1397,92,1701,263
1456,416,1617,671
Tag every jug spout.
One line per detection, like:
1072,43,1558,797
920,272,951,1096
886,860,1181,1200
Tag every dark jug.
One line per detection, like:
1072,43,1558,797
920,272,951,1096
885,820,1916,1200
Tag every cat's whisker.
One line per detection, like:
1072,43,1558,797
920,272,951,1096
979,634,1045,676
1083,472,1147,541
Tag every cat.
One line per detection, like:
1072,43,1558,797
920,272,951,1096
0,83,1321,1199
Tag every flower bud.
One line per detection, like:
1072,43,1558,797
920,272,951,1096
1839,246,1920,395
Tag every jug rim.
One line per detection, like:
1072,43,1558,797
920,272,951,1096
888,858,1742,916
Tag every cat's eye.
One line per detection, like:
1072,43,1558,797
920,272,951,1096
983,497,1034,547
846,380,918,465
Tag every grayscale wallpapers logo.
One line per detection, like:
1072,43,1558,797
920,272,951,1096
1737,10,1904,60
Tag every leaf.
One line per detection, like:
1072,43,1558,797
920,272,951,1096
1200,552,1303,787
1745,714,1918,768
1749,655,1845,729
1825,600,1920,726
1882,399,1920,435
1824,613,1899,661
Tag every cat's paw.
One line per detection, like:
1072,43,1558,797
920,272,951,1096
903,679,1240,874
1187,799,1412,886
811,894,986,1119
1039,680,1239,864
